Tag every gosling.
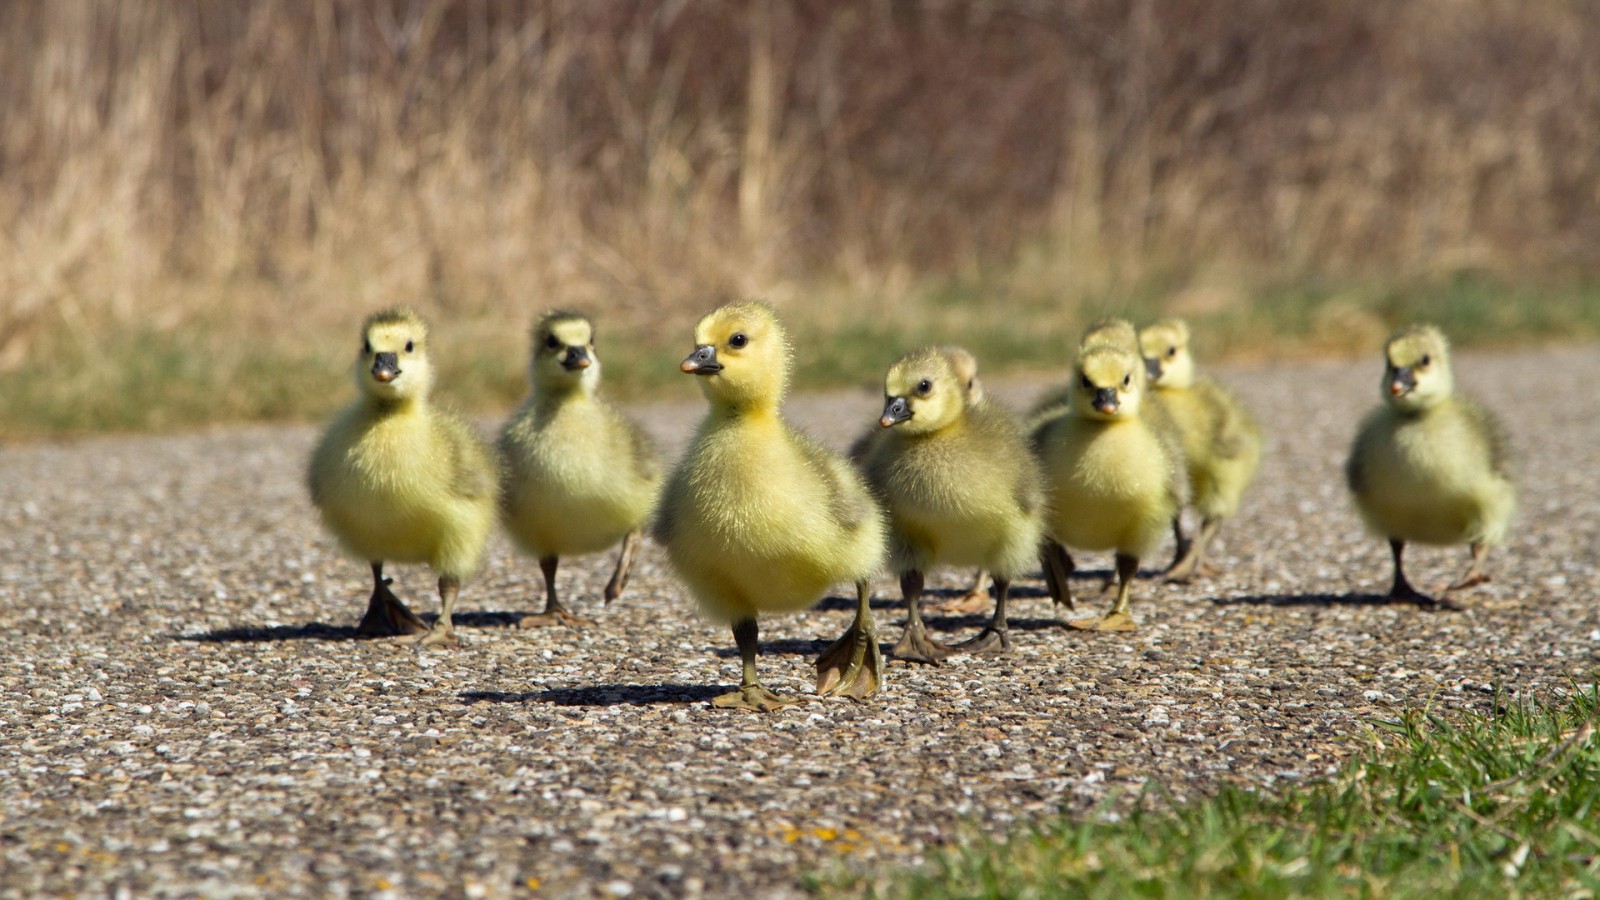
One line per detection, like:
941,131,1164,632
654,300,887,711
860,346,1045,663
1345,325,1514,608
499,312,662,627
308,308,497,648
1139,318,1261,582
1033,342,1181,631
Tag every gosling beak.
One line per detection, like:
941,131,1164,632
680,344,722,375
880,397,912,428
1092,387,1119,415
371,352,401,384
562,346,592,371
1389,367,1416,397
1145,357,1162,381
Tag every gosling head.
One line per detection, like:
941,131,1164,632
530,311,600,394
1071,343,1145,422
880,347,968,436
1080,317,1141,354
680,300,791,411
356,308,433,404
1139,318,1194,389
935,344,985,404
1382,324,1453,412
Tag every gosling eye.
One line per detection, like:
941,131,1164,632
404,340,414,353
1123,374,1132,388
1419,354,1431,367
917,379,933,395
362,340,372,355
545,334,561,350
1080,374,1093,390
1167,347,1178,358
728,333,748,349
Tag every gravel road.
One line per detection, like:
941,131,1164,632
3,344,1597,898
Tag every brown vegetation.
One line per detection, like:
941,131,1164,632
2,1,1598,430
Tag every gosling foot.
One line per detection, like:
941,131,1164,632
1444,572,1491,593
890,622,952,665
713,684,799,712
951,625,1011,655
1065,611,1139,632
816,622,883,700
408,625,462,650
518,608,595,629
356,579,430,638
927,588,990,615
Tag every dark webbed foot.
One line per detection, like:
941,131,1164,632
1386,538,1464,611
891,621,952,665
951,625,1011,653
356,564,430,637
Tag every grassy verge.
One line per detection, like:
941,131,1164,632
825,685,1600,899
4,273,1600,439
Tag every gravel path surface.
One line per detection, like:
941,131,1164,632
3,345,1597,898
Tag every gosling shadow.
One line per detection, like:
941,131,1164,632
462,684,725,707
180,609,526,643
712,637,837,658
920,613,1064,634
1213,592,1454,609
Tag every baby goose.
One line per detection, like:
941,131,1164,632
1139,318,1262,582
654,300,887,711
1027,317,1143,421
860,346,1045,663
308,308,497,648
499,312,662,627
1345,325,1515,608
1033,342,1181,631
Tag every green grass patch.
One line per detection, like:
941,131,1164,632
825,685,1600,899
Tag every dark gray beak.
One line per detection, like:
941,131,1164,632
880,397,912,428
1145,357,1162,381
680,344,722,375
1389,366,1416,397
371,352,401,383
562,346,592,371
1092,387,1119,414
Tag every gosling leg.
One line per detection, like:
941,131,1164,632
603,529,642,604
929,568,991,614
951,576,1013,654
713,617,797,711
891,570,953,664
1386,538,1461,610
1444,541,1492,595
520,556,596,628
1041,540,1076,610
1067,553,1140,632
1166,515,1223,583
356,561,430,637
412,574,463,649
815,579,884,700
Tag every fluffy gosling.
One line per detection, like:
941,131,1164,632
859,346,1046,664
308,308,497,649
654,301,887,711
1139,318,1262,582
1345,325,1515,608
1033,342,1181,631
499,312,662,627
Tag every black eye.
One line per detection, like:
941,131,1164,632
1167,347,1178,358
1123,374,1132,388
545,334,561,350
729,333,748,349
362,340,372,354
404,340,414,353
1419,354,1431,367
917,379,932,394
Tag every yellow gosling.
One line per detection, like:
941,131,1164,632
1033,342,1181,631
654,301,887,711
1139,318,1262,582
499,312,662,628
860,346,1045,664
308,308,497,649
1346,324,1515,608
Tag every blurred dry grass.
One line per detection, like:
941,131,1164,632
3,1,1599,435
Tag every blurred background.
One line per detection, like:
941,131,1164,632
3,0,1598,434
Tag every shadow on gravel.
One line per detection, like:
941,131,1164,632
461,685,724,706
180,610,525,643
712,637,834,658
1213,592,1446,608
811,582,1052,612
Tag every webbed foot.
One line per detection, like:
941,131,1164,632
518,609,596,629
409,625,462,649
816,620,883,700
1387,582,1463,611
890,621,952,665
356,575,430,638
713,684,798,712
927,588,991,615
951,625,1011,654
1065,611,1139,632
